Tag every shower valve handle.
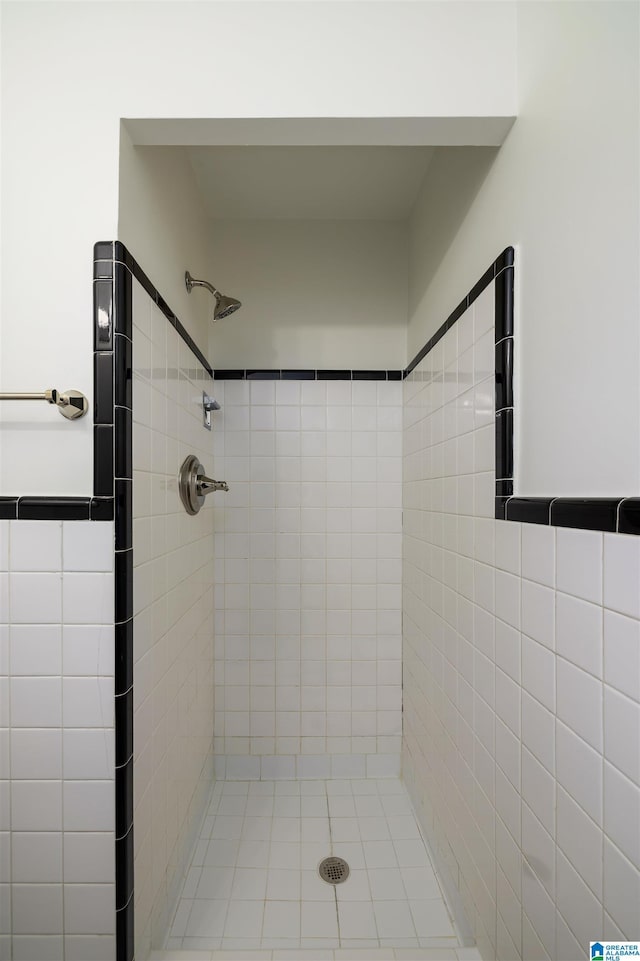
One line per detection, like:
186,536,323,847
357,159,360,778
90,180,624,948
178,454,229,514
197,475,229,495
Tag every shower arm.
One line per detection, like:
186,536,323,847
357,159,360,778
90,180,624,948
185,272,219,297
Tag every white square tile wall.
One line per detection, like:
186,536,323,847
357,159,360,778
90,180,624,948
212,377,403,781
402,282,640,960
0,518,116,961
132,278,216,961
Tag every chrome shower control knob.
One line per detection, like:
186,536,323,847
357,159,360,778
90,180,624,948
178,454,229,515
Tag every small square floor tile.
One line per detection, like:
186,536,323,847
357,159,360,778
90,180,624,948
263,900,301,939
301,901,339,939
223,900,264,938
373,900,416,939
338,900,377,939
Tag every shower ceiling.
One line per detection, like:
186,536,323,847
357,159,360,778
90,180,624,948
187,145,434,221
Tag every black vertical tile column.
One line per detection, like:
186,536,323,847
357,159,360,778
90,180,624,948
494,255,515,518
94,242,134,961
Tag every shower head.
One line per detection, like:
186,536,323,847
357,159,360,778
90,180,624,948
185,271,242,322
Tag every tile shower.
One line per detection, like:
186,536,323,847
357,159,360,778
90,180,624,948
2,242,639,961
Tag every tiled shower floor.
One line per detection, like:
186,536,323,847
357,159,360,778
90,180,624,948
157,778,478,960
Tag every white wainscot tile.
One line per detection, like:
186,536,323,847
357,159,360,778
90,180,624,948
521,522,555,588
495,520,521,574
556,721,602,825
556,592,602,677
604,686,640,785
521,580,555,650
11,729,62,779
556,658,603,752
64,833,115,883
62,677,114,727
10,521,62,571
11,781,62,831
10,573,62,623
62,626,114,676
557,786,603,900
62,522,114,572
63,730,114,780
12,883,64,934
64,884,115,935
62,573,114,624
495,570,520,630
63,781,114,832
10,625,62,675
522,635,555,712
11,676,61,726
12,831,63,882
556,528,603,604
604,761,640,869
604,533,640,619
604,838,640,939
556,849,603,946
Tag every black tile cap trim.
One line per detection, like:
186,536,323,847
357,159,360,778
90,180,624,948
214,369,245,380
115,687,133,767
115,754,133,840
94,352,114,425
495,246,515,273
247,369,281,380
495,496,510,520
495,409,513,481
550,498,621,532
352,370,386,381
114,264,132,340
618,499,640,535
115,336,132,410
18,497,91,520
496,479,514,497
387,370,403,381
495,338,513,413
115,480,132,552
0,498,18,519
94,241,115,261
282,369,316,380
114,408,132,481
116,894,134,961
116,827,134,910
467,263,496,308
91,497,114,521
115,549,133,624
495,266,514,343
506,497,553,525
119,257,213,378
94,425,114,497
317,370,352,380
93,279,113,351
115,619,133,697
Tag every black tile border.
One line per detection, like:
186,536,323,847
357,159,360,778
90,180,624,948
214,368,404,381
403,245,639,536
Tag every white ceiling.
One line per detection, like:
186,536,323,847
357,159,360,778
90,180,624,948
187,146,435,221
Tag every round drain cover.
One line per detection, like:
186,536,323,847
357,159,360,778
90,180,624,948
319,856,350,885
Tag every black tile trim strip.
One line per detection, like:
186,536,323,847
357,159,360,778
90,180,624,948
109,241,214,378
94,242,135,961
214,369,405,381
404,246,640,535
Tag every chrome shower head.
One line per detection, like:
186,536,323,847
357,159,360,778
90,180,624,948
214,293,241,320
185,271,242,322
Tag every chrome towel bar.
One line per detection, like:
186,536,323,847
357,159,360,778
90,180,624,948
0,388,89,420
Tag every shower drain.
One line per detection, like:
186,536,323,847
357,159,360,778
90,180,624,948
318,856,350,885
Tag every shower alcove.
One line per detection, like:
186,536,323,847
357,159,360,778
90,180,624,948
119,116,511,961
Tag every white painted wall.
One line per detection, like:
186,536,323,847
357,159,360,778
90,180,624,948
0,0,516,496
408,2,640,497
119,135,211,351
208,220,408,370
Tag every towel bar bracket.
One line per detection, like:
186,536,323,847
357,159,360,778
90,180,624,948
0,388,89,420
